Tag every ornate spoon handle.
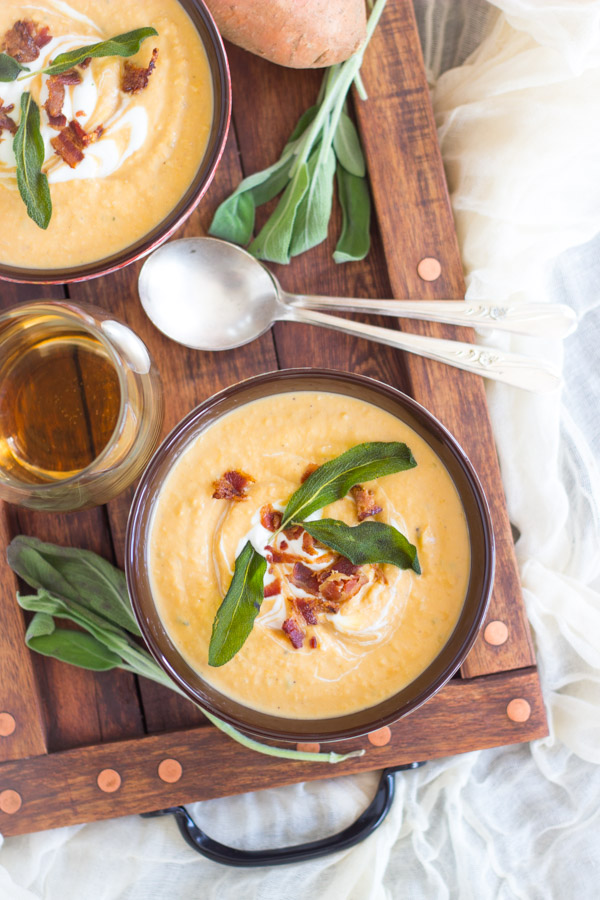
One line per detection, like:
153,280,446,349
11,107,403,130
287,309,560,392
284,294,577,339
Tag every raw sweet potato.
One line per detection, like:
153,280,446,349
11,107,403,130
205,0,367,68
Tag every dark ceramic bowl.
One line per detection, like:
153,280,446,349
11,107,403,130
126,369,495,742
0,0,230,285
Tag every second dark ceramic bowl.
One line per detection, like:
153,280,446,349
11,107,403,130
126,369,495,743
0,0,230,285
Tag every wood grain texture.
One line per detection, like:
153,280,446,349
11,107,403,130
0,507,47,762
353,1,534,677
0,668,547,837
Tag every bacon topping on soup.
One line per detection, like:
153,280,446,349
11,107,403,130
351,484,383,521
0,100,17,137
3,20,51,63
282,617,305,649
260,504,282,532
51,119,103,168
122,48,159,94
44,71,82,130
212,470,254,501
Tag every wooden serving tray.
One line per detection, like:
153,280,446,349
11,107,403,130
0,2,547,837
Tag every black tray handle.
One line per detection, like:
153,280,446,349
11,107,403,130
141,762,425,868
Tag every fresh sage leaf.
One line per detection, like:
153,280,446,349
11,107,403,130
334,163,371,264
287,104,319,143
249,163,310,264
209,190,256,245
282,441,416,528
25,612,123,670
44,27,158,77
0,52,29,82
13,93,52,230
8,535,140,634
290,143,336,257
301,519,421,573
209,153,295,244
208,541,267,667
333,111,366,177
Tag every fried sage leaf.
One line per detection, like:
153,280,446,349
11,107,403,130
44,27,158,76
282,441,416,528
13,93,52,229
208,541,267,667
0,53,29,82
302,519,421,574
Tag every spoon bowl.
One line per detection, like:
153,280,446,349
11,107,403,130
138,238,283,350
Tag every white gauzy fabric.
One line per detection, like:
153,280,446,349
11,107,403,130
2,2,600,897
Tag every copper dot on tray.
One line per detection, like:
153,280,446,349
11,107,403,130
417,257,442,282
0,713,16,737
506,698,531,723
158,758,183,783
97,768,122,793
484,621,509,646
0,789,22,815
368,726,392,747
296,742,320,754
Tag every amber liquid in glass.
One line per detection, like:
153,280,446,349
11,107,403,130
0,323,121,484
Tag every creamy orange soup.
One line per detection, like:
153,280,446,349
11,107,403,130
0,0,212,268
149,392,471,719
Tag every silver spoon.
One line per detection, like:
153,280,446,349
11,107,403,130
138,238,569,392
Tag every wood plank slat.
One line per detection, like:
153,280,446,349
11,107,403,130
353,0,535,677
0,668,547,837
0,507,47,762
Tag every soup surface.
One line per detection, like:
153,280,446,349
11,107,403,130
0,0,212,268
149,392,471,719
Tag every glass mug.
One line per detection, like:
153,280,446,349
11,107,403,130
0,300,163,511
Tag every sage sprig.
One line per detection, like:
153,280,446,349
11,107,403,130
280,441,416,529
209,0,388,264
301,519,421,574
8,536,362,765
13,93,52,229
208,541,267,667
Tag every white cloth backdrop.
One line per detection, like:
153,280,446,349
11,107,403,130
2,1,600,896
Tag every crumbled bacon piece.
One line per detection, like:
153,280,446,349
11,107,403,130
3,20,51,63
351,485,383,521
283,525,303,541
310,636,318,649
289,562,320,595
317,556,359,584
282,617,305,649
212,469,254,501
0,100,17,137
280,540,288,550
43,71,81,131
122,47,158,94
319,569,368,606
300,463,319,483
260,504,282,532
79,57,92,69
264,578,281,598
50,119,103,168
302,531,317,556
296,598,317,625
